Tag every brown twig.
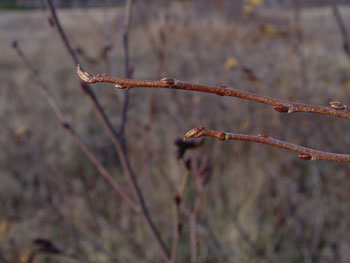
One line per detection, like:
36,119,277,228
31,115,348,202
76,66,350,119
12,41,138,211
119,0,133,137
45,0,170,259
170,195,182,263
184,127,350,162
329,0,350,63
291,0,308,90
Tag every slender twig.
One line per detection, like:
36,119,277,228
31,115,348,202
12,41,138,211
190,196,200,263
45,0,170,259
119,0,133,137
184,127,350,162
77,66,350,119
170,195,181,263
329,0,350,63
291,0,308,89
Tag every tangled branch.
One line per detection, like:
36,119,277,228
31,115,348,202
77,65,350,119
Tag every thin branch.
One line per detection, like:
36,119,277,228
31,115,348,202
119,0,133,137
12,41,138,211
45,0,170,259
190,196,200,263
184,127,350,162
329,0,350,63
170,195,181,263
291,0,308,89
76,66,350,119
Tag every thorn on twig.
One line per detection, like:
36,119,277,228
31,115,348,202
273,105,290,113
298,153,312,160
329,101,346,110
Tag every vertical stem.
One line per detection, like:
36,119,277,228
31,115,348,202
44,0,170,260
329,0,350,64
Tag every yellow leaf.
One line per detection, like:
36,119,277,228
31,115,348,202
15,124,29,137
243,4,254,17
18,248,34,263
0,220,10,239
245,0,264,7
343,80,350,89
260,24,287,37
224,57,238,69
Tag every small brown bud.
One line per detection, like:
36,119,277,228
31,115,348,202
273,105,289,113
298,154,312,160
160,77,175,85
329,101,346,110
218,133,227,140
257,133,269,138
115,84,128,89
220,85,228,89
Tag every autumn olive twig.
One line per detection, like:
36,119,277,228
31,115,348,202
76,66,350,119
184,127,350,162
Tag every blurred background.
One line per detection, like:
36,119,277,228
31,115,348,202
1,0,350,262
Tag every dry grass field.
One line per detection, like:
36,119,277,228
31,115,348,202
1,1,350,262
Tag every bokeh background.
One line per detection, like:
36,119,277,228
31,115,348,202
1,0,350,262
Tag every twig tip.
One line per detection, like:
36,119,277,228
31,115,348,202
184,127,205,141
76,64,94,83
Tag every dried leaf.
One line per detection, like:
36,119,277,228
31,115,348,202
224,57,238,69
260,24,287,37
245,0,264,7
15,124,29,137
0,220,10,240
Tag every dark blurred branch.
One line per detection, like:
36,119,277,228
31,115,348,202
77,66,350,120
329,0,350,63
119,0,133,137
291,0,308,89
170,195,182,263
184,127,350,162
12,41,138,210
44,0,170,259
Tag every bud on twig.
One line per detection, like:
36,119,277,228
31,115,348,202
273,105,289,113
160,77,175,85
329,101,346,110
298,154,312,160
